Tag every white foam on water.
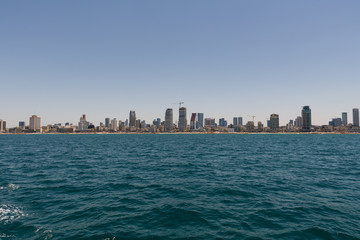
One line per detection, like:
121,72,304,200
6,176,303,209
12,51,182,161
0,204,25,224
0,233,16,238
0,184,19,191
34,227,53,240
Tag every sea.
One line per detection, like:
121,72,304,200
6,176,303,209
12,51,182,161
0,134,359,240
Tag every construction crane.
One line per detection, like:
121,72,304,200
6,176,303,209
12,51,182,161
248,115,256,122
173,101,184,108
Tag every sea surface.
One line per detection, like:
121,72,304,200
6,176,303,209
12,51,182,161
0,134,359,240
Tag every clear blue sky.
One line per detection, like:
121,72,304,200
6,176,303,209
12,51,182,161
1,1,360,127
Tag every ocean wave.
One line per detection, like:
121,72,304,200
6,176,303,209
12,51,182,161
0,204,25,224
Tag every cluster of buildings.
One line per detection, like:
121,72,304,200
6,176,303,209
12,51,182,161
1,106,360,134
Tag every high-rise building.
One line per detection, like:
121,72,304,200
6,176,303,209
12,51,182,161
111,118,117,131
129,111,136,127
204,118,215,127
196,113,204,129
294,116,303,127
178,107,187,131
125,119,129,126
353,108,359,127
135,119,141,129
105,118,110,128
190,113,197,130
301,106,311,131
156,118,161,128
29,115,41,131
233,117,243,126
342,112,348,126
78,114,89,131
330,118,342,127
219,118,227,127
165,108,173,132
0,120,6,132
270,114,279,130
19,121,25,129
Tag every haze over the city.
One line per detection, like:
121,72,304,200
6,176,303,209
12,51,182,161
1,1,360,127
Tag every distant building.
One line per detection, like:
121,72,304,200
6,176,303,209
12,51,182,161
302,106,311,131
197,113,204,129
111,118,117,131
29,115,41,131
330,118,342,127
204,118,215,127
105,118,110,128
178,107,187,131
190,113,197,130
353,108,359,127
233,117,243,126
258,121,263,131
135,119,141,129
219,118,227,127
156,118,161,128
125,119,129,126
246,121,255,131
19,121,25,129
165,108,173,132
0,120,6,132
270,114,279,130
294,116,303,127
129,111,136,127
342,112,348,126
78,114,89,131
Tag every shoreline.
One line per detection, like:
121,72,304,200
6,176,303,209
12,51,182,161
1,132,359,135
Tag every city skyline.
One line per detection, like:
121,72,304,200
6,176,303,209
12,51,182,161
1,1,360,127
2,105,360,128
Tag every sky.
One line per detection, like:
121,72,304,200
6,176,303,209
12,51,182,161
1,1,360,127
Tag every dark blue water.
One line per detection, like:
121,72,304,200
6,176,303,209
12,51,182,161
0,134,359,239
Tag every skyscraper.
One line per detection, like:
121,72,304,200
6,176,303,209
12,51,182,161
0,120,6,132
190,113,197,130
294,116,303,127
129,111,136,127
353,108,359,127
233,117,243,126
178,107,187,131
270,114,279,130
78,114,89,131
165,108,173,132
29,115,41,131
111,118,117,131
197,113,204,129
301,106,311,131
105,118,110,128
342,112,348,126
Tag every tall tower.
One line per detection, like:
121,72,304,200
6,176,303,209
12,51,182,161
197,113,204,129
29,115,41,131
129,111,136,127
178,107,187,131
342,112,348,126
301,106,312,131
270,114,279,130
105,118,110,128
165,108,173,132
353,108,359,127
190,113,197,130
0,119,6,132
